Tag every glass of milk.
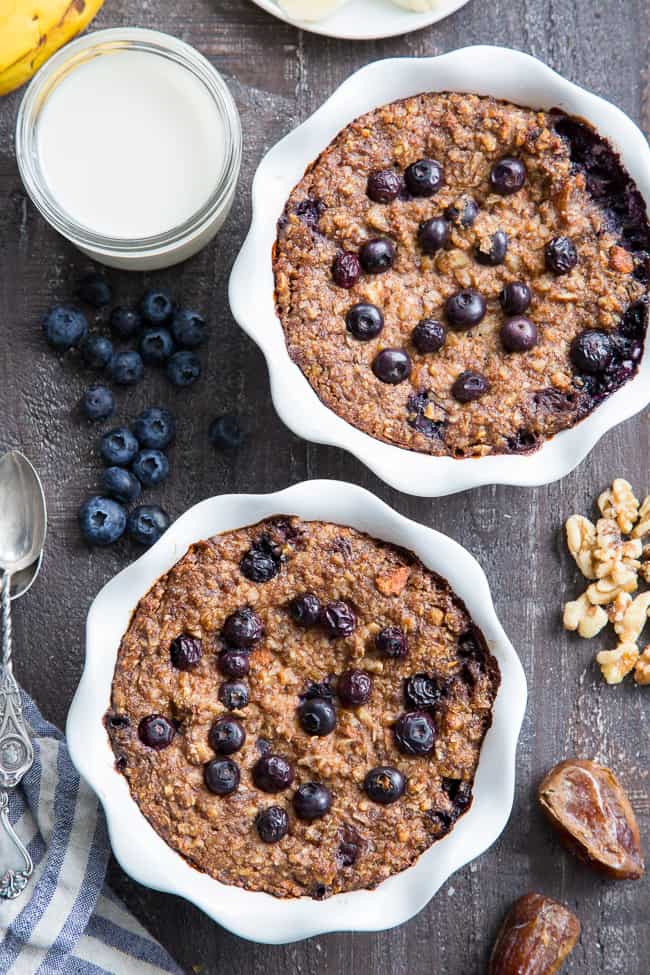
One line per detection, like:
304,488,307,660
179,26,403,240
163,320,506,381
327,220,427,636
16,29,242,270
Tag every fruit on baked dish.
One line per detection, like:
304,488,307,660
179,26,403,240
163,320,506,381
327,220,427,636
273,93,649,458
106,516,500,898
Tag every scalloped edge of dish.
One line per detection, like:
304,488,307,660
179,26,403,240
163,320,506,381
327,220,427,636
228,47,650,497
67,479,526,943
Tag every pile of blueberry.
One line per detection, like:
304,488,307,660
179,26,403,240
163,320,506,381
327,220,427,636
329,155,596,406
79,406,174,548
41,272,207,422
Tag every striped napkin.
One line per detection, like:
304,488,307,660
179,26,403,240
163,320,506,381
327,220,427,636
0,692,183,975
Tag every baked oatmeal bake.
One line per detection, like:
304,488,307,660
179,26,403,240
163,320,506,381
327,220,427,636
273,93,650,457
107,516,499,898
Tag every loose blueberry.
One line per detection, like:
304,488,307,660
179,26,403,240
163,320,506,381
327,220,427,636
131,449,169,488
418,217,450,254
101,466,141,504
126,505,170,546
219,680,249,710
570,330,613,374
222,606,264,649
133,407,176,450
139,327,175,364
204,758,240,795
81,334,113,370
412,319,447,354
289,593,321,627
359,238,396,274
140,289,173,325
171,309,207,348
240,539,280,583
208,717,246,755
337,669,372,708
445,196,479,227
393,711,436,756
256,805,289,843
489,157,527,195
332,252,361,289
451,370,491,403
445,289,487,330
110,306,142,338
218,650,250,679
375,625,407,658
404,158,444,197
79,495,126,546
372,348,412,384
166,350,201,387
545,236,578,274
293,782,332,821
475,230,508,266
321,601,356,638
345,303,384,341
364,766,406,805
298,698,337,737
404,673,444,709
500,316,539,353
253,754,295,793
499,281,532,315
208,414,247,450
100,427,139,466
77,271,112,308
80,384,115,421
367,169,402,203
138,714,175,750
170,634,203,671
42,305,88,351
109,350,144,386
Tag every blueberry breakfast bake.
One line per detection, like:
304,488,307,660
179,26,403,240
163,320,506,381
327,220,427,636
106,516,499,898
273,93,649,457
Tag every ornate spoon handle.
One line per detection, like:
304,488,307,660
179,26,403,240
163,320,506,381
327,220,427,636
0,571,34,900
0,791,33,898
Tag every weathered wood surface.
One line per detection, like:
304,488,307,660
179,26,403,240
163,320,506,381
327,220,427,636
0,1,648,971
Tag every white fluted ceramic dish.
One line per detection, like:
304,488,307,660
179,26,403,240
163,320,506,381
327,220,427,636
250,0,471,41
229,47,650,497
67,480,526,943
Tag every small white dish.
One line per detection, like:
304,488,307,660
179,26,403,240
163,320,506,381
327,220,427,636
67,480,526,944
250,0,471,40
229,47,650,498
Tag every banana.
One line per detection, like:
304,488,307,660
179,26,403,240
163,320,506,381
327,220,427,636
0,0,105,96
277,0,350,22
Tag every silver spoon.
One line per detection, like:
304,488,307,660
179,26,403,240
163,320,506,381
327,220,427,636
0,450,47,899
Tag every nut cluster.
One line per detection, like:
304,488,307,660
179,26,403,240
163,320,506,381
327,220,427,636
563,478,650,685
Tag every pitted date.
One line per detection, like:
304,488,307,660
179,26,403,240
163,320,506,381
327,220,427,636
488,893,580,975
538,758,644,880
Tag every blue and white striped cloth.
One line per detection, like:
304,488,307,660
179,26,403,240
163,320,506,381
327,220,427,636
0,692,183,975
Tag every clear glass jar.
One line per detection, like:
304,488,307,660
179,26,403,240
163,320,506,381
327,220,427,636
16,28,242,270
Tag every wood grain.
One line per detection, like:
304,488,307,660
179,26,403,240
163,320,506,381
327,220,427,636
0,0,648,971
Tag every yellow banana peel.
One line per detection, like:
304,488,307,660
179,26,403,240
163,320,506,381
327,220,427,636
0,0,105,96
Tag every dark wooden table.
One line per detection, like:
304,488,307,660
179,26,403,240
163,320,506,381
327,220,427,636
1,1,648,971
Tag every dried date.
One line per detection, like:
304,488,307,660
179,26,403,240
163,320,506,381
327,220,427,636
538,758,644,880
488,893,580,975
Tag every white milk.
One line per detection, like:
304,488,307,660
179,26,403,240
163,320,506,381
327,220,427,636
37,49,226,240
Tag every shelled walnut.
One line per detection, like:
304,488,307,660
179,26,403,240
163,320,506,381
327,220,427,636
562,477,650,685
